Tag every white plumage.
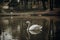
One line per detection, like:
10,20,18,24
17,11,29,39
28,24,42,35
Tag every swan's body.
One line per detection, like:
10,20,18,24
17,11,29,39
28,24,42,34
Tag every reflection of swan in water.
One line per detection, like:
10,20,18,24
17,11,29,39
26,21,42,35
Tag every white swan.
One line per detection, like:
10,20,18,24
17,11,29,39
26,21,42,35
29,24,42,35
